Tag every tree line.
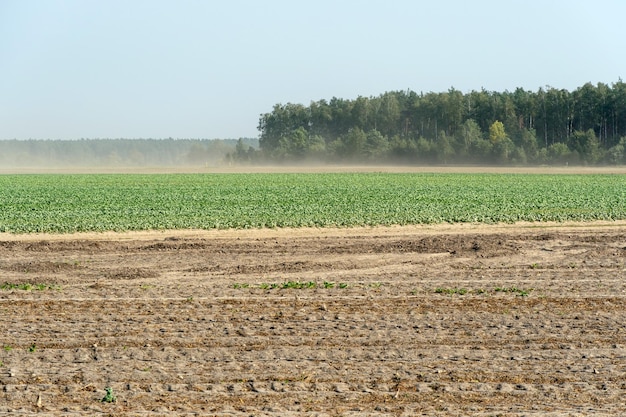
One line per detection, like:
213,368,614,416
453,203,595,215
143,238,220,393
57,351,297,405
0,138,258,168
255,81,626,165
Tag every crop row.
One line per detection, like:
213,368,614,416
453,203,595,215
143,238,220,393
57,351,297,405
0,173,624,233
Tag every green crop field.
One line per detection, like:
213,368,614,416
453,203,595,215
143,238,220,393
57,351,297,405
0,173,624,233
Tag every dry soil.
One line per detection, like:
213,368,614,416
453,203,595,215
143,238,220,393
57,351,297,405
0,222,625,416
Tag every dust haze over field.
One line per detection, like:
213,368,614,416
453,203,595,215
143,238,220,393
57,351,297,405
0,138,257,173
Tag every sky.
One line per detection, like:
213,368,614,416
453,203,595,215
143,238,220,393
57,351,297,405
1,0,624,140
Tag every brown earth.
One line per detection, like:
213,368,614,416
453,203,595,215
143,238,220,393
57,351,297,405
1,222,625,416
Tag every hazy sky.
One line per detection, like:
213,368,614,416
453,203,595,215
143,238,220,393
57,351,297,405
1,0,624,140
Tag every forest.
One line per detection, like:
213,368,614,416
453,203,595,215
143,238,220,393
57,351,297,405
255,81,626,165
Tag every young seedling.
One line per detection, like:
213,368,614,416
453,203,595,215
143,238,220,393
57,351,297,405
101,387,117,403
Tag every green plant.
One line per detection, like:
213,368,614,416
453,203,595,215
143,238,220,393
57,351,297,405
435,287,468,295
28,343,36,353
282,281,316,289
338,283,348,289
323,281,335,289
0,282,59,291
495,287,533,296
3,345,12,352
101,386,117,403
233,283,249,289
1,173,624,233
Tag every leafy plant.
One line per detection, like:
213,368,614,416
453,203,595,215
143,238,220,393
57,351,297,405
435,287,468,295
495,287,533,296
282,281,316,289
101,386,117,403
0,282,59,291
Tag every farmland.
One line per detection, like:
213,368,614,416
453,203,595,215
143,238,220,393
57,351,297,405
0,173,625,232
0,171,625,415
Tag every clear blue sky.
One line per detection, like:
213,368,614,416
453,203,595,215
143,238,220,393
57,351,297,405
1,0,624,140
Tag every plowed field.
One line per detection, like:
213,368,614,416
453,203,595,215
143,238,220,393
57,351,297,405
1,222,625,416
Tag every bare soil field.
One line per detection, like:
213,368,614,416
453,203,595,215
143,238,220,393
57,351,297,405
1,222,625,416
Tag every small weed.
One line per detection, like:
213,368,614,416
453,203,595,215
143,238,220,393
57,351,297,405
101,386,117,403
243,281,349,290
282,281,316,289
28,343,36,353
495,287,533,296
435,287,468,295
0,282,59,291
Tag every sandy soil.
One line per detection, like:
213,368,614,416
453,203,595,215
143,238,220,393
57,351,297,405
1,222,625,416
